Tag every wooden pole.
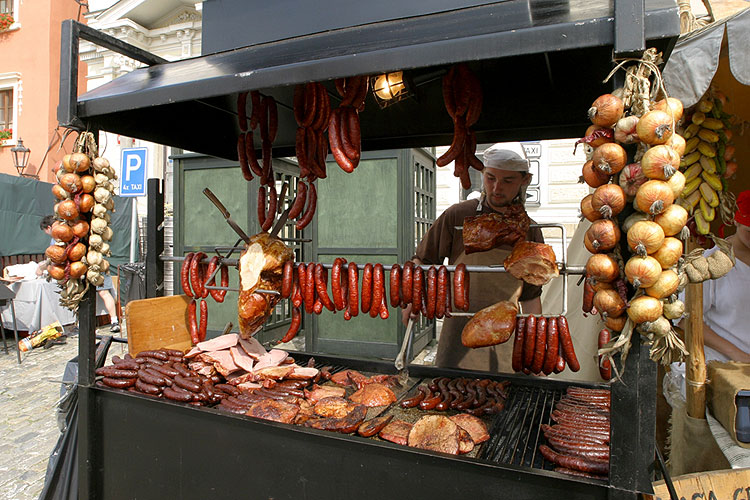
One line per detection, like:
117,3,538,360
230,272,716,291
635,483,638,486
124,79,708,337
685,242,707,418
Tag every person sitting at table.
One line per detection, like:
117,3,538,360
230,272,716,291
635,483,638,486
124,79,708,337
36,215,121,333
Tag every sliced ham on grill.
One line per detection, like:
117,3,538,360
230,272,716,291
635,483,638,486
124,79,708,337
254,349,289,370
449,413,490,444
304,385,346,403
254,365,295,381
247,398,300,424
408,415,461,455
349,383,397,407
314,397,357,418
201,350,241,377
197,333,239,352
288,367,319,380
458,428,475,454
378,419,413,446
230,345,255,372
305,403,367,434
239,336,267,360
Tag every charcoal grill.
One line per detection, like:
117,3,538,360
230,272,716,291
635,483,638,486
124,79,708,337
80,348,653,500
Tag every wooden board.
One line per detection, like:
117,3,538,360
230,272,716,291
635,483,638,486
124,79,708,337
125,295,193,355
645,468,750,500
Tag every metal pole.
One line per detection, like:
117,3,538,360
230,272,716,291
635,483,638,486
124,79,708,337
146,178,165,298
77,285,97,499
129,198,138,263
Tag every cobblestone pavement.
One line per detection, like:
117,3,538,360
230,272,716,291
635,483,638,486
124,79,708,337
0,326,127,500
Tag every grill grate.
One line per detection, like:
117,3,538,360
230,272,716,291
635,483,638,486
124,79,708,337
480,385,562,470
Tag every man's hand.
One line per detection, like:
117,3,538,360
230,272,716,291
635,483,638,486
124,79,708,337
401,303,419,326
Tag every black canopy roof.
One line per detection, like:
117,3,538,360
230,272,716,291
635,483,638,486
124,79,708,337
60,0,680,160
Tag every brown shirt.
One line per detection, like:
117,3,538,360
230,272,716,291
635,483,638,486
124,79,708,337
414,199,545,302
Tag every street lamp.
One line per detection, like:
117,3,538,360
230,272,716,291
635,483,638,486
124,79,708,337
11,138,34,178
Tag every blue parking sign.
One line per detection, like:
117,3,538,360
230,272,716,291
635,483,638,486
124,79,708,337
120,148,147,197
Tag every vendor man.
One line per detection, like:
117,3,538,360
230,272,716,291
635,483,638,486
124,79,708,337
402,143,544,372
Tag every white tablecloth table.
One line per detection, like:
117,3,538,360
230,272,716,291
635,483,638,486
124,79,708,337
0,278,110,332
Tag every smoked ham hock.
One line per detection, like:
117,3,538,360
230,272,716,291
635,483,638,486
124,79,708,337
461,300,518,348
463,204,531,254
238,232,294,338
503,241,559,286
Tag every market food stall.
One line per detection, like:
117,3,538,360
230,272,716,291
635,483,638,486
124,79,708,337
53,1,683,498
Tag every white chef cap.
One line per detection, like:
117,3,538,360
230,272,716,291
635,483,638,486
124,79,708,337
482,142,529,172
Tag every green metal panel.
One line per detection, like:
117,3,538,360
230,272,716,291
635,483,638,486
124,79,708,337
317,158,398,249
183,166,251,248
311,149,437,360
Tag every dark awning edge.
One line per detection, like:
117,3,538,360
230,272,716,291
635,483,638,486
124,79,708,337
76,0,680,119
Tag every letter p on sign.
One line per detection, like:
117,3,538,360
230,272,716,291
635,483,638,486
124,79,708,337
119,147,148,197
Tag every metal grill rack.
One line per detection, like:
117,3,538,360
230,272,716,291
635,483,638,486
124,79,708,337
481,385,562,468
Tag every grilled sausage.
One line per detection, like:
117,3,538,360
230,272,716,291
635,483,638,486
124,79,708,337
379,294,389,320
358,415,393,438
315,263,335,312
400,385,429,408
304,263,316,314
138,368,169,387
347,262,359,317
361,263,373,314
280,260,294,299
523,315,537,370
199,299,208,342
370,264,385,318
598,328,612,381
418,390,442,410
340,106,359,163
582,276,595,314
245,130,263,177
540,424,608,445
190,252,207,299
543,317,559,375
329,109,355,173
512,316,526,372
435,378,453,411
289,181,308,220
163,386,194,402
279,306,302,343
401,261,414,306
437,115,467,167
237,133,253,181
412,266,424,314
532,316,547,374
539,445,609,476
135,378,162,396
101,377,136,389
454,263,469,311
425,266,437,320
389,263,402,308
558,316,580,372
331,258,345,311
181,252,195,297
295,181,316,230
96,366,138,378
262,184,277,231
436,266,448,319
